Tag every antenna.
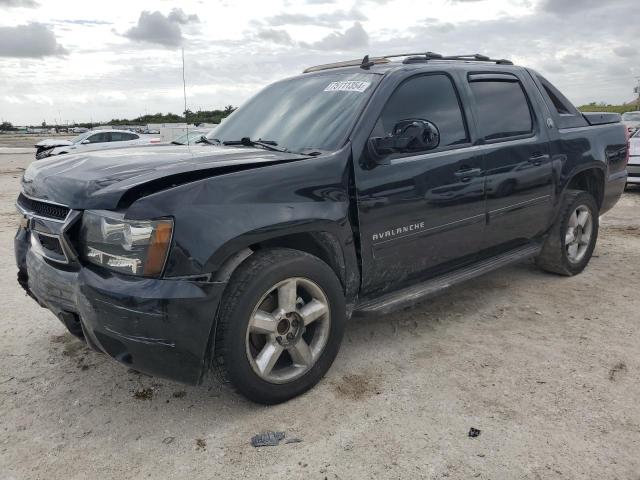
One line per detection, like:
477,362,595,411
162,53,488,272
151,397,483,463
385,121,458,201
182,47,189,146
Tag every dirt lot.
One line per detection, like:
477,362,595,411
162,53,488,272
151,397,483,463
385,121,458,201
1,137,639,479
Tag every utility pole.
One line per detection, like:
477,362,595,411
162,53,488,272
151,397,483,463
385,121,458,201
635,77,640,111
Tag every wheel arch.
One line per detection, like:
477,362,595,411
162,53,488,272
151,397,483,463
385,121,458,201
563,165,605,209
210,229,360,303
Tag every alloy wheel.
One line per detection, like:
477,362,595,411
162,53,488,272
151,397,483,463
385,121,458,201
565,205,593,263
245,277,331,384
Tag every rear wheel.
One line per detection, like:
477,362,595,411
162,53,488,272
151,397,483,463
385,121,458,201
536,190,599,276
213,248,346,404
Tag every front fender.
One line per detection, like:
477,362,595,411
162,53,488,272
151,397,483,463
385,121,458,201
124,146,355,278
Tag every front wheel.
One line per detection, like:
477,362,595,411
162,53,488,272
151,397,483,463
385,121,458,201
213,248,346,404
536,190,599,276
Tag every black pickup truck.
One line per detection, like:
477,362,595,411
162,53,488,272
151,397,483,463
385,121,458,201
15,53,629,404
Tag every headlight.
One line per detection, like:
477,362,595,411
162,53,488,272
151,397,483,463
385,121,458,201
80,210,173,277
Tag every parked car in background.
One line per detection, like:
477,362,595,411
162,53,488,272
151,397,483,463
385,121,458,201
628,128,640,186
34,129,160,159
170,128,216,146
621,111,640,134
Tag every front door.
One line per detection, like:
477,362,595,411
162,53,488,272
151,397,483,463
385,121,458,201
354,73,487,295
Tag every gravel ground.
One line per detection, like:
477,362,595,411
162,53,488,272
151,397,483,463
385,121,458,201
1,140,639,479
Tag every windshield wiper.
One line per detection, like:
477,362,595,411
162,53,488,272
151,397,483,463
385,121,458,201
195,136,220,145
222,137,289,153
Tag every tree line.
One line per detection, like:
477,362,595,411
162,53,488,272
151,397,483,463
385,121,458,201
0,105,237,131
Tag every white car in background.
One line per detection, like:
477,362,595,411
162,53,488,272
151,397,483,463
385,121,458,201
34,129,160,160
621,111,640,134
627,128,640,187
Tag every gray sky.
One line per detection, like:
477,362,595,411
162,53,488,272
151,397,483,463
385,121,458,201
0,0,638,125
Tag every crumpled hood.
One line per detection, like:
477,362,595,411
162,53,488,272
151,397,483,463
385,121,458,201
21,144,308,210
35,138,73,148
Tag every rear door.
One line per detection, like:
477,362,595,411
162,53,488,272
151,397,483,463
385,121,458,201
354,72,487,295
466,72,553,249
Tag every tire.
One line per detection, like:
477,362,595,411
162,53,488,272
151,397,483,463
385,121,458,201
536,189,599,276
213,248,346,404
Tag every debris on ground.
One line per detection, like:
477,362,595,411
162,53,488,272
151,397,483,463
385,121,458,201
162,436,175,445
332,373,374,400
133,388,154,400
468,427,481,438
172,391,186,398
195,438,207,451
609,362,627,381
251,431,285,447
285,437,303,444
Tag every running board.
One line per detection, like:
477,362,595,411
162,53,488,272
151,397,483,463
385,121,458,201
354,243,542,316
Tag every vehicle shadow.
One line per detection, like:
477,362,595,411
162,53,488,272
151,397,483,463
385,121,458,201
40,259,544,411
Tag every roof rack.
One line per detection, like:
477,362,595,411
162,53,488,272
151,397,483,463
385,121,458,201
303,52,513,73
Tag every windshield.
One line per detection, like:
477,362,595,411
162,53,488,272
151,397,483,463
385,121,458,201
71,131,93,144
622,112,640,122
208,72,379,153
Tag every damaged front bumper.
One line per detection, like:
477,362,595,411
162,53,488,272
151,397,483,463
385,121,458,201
15,226,226,385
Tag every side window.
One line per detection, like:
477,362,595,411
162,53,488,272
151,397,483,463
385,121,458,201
535,74,588,128
88,132,109,143
128,133,139,140
376,74,468,150
469,79,533,140
110,132,133,142
537,75,574,115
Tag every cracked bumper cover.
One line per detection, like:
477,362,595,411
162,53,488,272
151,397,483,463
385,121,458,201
16,227,226,385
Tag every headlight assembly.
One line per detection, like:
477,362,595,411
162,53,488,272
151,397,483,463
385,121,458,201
80,210,173,277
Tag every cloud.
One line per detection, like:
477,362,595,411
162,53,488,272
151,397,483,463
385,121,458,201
303,22,369,50
124,9,199,47
0,23,67,57
537,0,604,15
266,8,366,27
256,28,293,45
613,45,637,58
0,0,38,8
167,8,200,25
54,19,112,26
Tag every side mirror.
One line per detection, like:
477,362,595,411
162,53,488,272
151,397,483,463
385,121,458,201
81,139,90,144
370,119,440,159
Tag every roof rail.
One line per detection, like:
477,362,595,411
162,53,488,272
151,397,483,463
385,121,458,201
303,52,513,73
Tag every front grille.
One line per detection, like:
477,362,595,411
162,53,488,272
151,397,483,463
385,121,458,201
17,193,70,221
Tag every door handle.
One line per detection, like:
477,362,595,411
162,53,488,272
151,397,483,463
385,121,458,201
528,153,549,165
454,167,482,181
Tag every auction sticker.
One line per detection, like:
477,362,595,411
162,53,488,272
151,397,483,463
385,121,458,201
324,81,371,93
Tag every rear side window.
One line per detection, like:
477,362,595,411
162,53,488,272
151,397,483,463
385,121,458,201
377,74,469,149
542,84,571,114
469,79,533,140
110,132,126,141
88,132,110,143
110,132,137,141
535,74,588,128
